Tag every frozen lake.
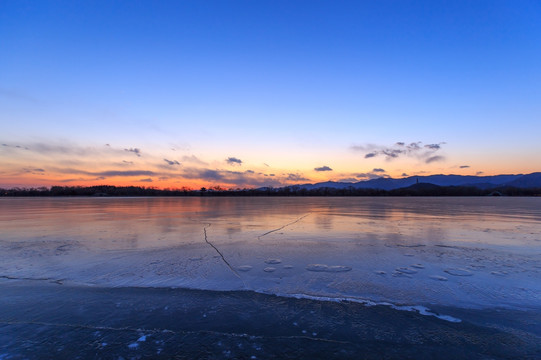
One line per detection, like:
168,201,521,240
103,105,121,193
1,197,540,313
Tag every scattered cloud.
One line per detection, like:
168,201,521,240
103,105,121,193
139,178,153,182
124,148,141,157
372,168,385,173
460,165,470,169
163,159,180,166
314,165,333,172
402,173,409,177
476,171,484,175
226,157,242,165
352,141,446,162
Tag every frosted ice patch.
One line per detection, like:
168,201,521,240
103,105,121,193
375,270,386,275
444,268,473,276
395,267,417,274
128,343,139,349
265,258,282,264
237,265,253,272
306,264,328,272
137,335,147,342
411,264,425,269
283,265,293,269
263,267,276,272
429,275,448,281
491,271,508,276
306,264,351,272
392,272,412,278
327,265,352,272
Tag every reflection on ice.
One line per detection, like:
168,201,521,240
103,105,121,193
1,197,540,312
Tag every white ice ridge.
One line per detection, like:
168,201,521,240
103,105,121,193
275,292,461,323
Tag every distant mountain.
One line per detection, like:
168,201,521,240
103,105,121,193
291,173,541,191
504,172,541,188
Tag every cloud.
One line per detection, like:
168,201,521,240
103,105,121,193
314,165,333,172
459,165,470,169
163,159,180,166
401,173,409,177
372,168,385,172
0,88,38,103
476,171,484,175
21,168,46,175
139,178,153,182
353,141,446,162
226,157,242,165
180,167,283,188
1,142,147,161
124,148,141,157
355,172,384,180
181,155,208,166
54,168,157,177
285,173,309,182
337,177,359,183
425,155,445,164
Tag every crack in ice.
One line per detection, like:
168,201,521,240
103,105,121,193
203,224,242,280
0,320,352,345
0,275,64,284
258,213,310,240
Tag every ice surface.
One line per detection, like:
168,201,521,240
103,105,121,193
1,197,540,312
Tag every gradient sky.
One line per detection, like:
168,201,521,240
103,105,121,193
1,0,540,189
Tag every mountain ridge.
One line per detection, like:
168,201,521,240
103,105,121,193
290,172,541,191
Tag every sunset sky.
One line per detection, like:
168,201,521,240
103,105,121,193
1,1,540,189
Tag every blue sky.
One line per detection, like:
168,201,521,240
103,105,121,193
1,1,540,188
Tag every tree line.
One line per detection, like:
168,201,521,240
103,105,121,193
1,184,540,197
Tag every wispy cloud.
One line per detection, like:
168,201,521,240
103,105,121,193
181,155,208,166
285,173,309,182
54,168,157,177
425,155,445,164
0,88,38,103
460,165,470,169
354,172,383,180
314,165,333,172
372,168,385,172
351,141,446,163
163,159,180,166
